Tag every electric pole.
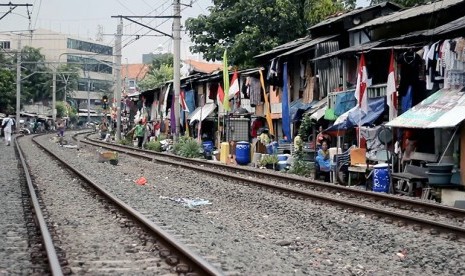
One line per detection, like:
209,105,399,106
115,18,123,141
173,0,181,138
52,68,56,123
16,36,21,129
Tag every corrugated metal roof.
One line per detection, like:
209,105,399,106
350,0,464,31
312,41,382,61
277,35,338,57
254,36,312,58
309,2,400,30
421,15,465,36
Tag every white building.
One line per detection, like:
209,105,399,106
0,29,114,110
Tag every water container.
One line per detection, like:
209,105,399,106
277,154,288,162
202,141,214,153
220,142,229,164
372,164,390,193
235,141,251,165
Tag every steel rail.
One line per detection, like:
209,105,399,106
80,133,465,219
76,134,465,237
33,133,223,276
15,136,64,276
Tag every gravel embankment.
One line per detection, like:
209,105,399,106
32,132,465,275
18,134,176,275
0,138,46,274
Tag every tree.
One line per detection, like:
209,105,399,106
19,46,52,103
0,68,16,114
185,0,350,68
139,53,174,91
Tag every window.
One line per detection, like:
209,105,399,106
0,41,11,49
67,38,113,56
67,55,113,74
77,78,113,92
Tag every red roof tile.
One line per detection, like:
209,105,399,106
183,59,223,74
121,64,150,81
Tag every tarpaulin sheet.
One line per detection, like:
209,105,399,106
386,87,465,128
327,97,385,131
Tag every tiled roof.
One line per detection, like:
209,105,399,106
183,59,223,74
121,64,150,80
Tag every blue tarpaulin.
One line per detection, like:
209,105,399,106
334,90,356,116
184,89,196,114
282,63,291,141
290,99,313,122
327,97,385,131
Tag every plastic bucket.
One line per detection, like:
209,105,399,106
372,164,390,193
202,141,214,153
277,154,288,162
426,163,454,173
236,141,251,165
426,172,452,185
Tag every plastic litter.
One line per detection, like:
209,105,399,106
160,196,212,208
134,177,147,185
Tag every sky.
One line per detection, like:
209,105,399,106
1,0,370,64
0,0,213,63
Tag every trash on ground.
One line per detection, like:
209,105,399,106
134,177,147,185
160,196,212,208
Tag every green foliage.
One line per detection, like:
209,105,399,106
185,0,357,67
298,114,314,141
145,140,162,152
139,63,174,91
173,136,202,158
56,63,80,102
259,154,279,166
55,101,67,118
0,68,16,114
19,46,52,103
288,151,314,177
150,53,173,70
119,136,133,146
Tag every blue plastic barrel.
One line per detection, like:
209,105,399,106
202,141,214,153
235,141,251,165
372,164,390,193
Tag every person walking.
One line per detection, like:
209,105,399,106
2,115,15,146
132,120,146,149
56,118,65,146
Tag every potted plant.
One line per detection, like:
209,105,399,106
260,154,279,170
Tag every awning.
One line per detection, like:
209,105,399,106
290,99,313,122
305,97,327,114
188,103,217,125
386,87,465,128
310,104,327,121
312,41,383,61
326,97,385,131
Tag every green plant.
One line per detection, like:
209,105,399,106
288,151,314,177
179,138,202,158
145,140,162,152
172,135,190,155
119,136,133,146
298,114,314,142
259,154,279,167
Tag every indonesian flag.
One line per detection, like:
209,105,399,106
228,71,239,99
180,90,189,112
354,53,368,114
386,49,398,120
217,84,224,106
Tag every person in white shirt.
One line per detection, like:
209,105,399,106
2,115,15,146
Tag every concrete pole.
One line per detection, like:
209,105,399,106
115,18,123,141
15,36,21,129
52,68,56,123
173,0,181,138
87,75,91,123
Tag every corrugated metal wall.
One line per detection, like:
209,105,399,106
315,42,341,99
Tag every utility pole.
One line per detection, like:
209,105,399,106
52,68,56,123
114,18,123,141
173,0,181,138
87,74,91,123
16,36,21,129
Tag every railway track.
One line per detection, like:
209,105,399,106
78,132,465,239
16,133,222,275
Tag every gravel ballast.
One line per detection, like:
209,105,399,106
28,133,465,275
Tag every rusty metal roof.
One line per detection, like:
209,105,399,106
350,0,464,31
277,35,338,57
309,2,401,30
254,36,312,58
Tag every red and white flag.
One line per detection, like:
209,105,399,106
228,71,240,99
386,49,398,121
217,84,224,106
180,90,189,112
354,53,368,114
